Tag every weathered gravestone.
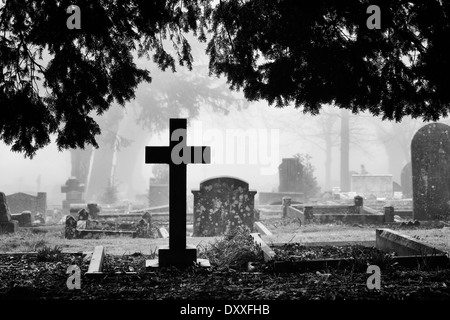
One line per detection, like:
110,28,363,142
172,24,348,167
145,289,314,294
0,192,19,234
400,162,412,198
278,158,303,192
192,177,257,236
148,179,169,207
145,118,211,267
10,211,32,227
61,177,85,215
411,123,450,220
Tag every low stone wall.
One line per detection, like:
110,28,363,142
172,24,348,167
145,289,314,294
394,210,413,219
304,205,359,215
286,206,305,225
10,211,32,227
313,213,385,224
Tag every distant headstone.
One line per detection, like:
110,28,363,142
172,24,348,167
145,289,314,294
400,162,412,198
192,177,257,236
61,177,85,214
77,209,89,221
6,192,47,219
10,211,32,227
148,181,169,207
411,123,450,220
0,192,18,233
278,158,303,192
393,181,402,192
65,215,77,239
87,203,100,219
136,219,150,238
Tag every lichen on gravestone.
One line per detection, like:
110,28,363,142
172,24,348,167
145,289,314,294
0,192,12,222
411,123,450,220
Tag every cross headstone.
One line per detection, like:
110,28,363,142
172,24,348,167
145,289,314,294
145,118,211,267
411,123,450,220
61,177,85,215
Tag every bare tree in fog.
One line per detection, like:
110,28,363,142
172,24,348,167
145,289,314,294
1,1,450,158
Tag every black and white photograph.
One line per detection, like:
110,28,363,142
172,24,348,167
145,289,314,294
0,0,449,316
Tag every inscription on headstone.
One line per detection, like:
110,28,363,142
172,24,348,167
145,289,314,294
411,123,450,220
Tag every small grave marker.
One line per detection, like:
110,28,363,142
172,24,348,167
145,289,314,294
145,118,211,267
158,227,169,239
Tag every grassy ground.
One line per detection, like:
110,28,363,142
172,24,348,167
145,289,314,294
1,217,449,255
0,226,222,255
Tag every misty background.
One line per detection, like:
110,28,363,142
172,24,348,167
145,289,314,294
0,37,438,207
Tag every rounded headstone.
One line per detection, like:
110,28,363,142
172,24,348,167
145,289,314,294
411,123,450,220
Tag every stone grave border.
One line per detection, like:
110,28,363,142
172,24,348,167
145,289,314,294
280,196,415,225
251,228,449,273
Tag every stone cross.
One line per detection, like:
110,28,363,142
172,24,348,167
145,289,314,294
145,118,210,267
61,177,85,215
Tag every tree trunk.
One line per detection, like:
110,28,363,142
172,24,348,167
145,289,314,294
340,109,350,192
325,133,332,190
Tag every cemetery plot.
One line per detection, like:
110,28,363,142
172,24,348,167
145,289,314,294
64,209,158,239
2,224,450,300
251,228,449,273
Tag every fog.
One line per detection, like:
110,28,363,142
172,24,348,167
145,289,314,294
0,38,437,207
1,96,433,207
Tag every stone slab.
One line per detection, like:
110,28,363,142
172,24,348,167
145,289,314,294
250,233,276,262
77,229,137,239
254,221,273,236
158,227,169,239
145,258,210,268
286,206,305,225
86,246,105,275
376,228,445,256
313,213,385,224
270,241,376,248
274,254,449,273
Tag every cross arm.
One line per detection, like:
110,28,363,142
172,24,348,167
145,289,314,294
145,147,172,164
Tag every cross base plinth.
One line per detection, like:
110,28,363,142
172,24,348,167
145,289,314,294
145,245,210,268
